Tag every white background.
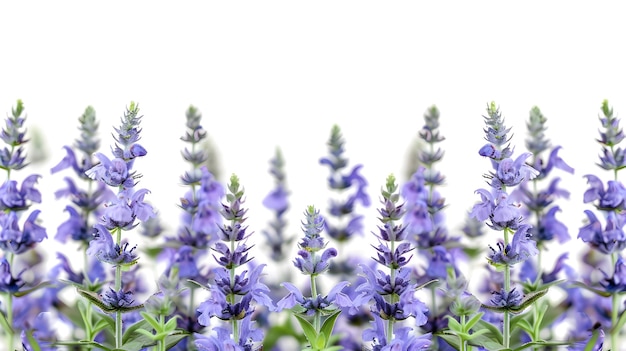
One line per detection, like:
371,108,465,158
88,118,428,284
1,1,625,274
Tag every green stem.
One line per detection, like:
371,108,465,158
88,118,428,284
387,239,396,342
459,314,467,351
430,286,438,350
310,274,320,332
7,293,13,351
611,252,620,350
229,239,239,342
5,252,14,350
503,228,511,349
114,228,123,349
158,314,166,351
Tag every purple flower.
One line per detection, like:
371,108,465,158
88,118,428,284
0,100,29,171
491,152,539,188
487,224,538,266
600,256,626,293
55,206,92,243
470,189,522,230
520,253,573,284
294,247,337,275
534,206,570,243
371,241,413,268
542,146,575,176
166,245,200,280
0,175,42,211
0,259,25,293
100,188,155,230
101,287,135,309
87,224,138,266
578,210,626,254
262,185,288,213
583,175,626,210
0,210,47,254
212,264,274,310
85,153,134,188
489,288,523,308
195,316,263,351
51,145,81,175
276,281,354,315
211,241,252,268
358,264,411,297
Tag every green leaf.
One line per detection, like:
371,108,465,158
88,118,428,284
319,309,341,347
77,288,145,313
262,316,305,350
464,329,490,341
445,315,462,332
164,332,191,349
122,320,149,344
140,312,162,332
293,314,319,347
584,330,601,351
614,305,626,334
570,281,612,297
314,333,327,350
481,288,548,314
53,340,113,351
436,332,461,349
0,308,14,335
510,340,571,351
93,318,113,335
464,312,485,331
25,329,42,351
512,318,534,335
164,316,179,332
474,319,503,344
321,346,344,351
14,281,53,297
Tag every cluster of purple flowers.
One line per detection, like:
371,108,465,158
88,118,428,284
195,174,274,351
5,98,626,351
357,174,431,350
469,103,541,349
319,124,370,249
0,100,49,350
574,100,626,349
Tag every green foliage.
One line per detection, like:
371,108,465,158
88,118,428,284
293,309,342,351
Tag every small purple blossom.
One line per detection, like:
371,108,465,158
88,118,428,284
87,224,138,266
0,175,42,211
101,287,135,309
85,153,134,188
583,175,626,210
470,189,522,230
276,281,354,315
0,210,47,254
600,256,626,293
490,152,539,188
0,259,25,293
487,224,538,266
489,288,523,309
578,210,626,254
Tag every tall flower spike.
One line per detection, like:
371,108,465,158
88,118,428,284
319,124,370,244
85,102,152,349
359,174,430,350
261,147,293,262
276,205,354,350
197,174,272,351
596,99,626,172
577,100,626,350
472,102,538,350
0,99,29,173
0,100,48,351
